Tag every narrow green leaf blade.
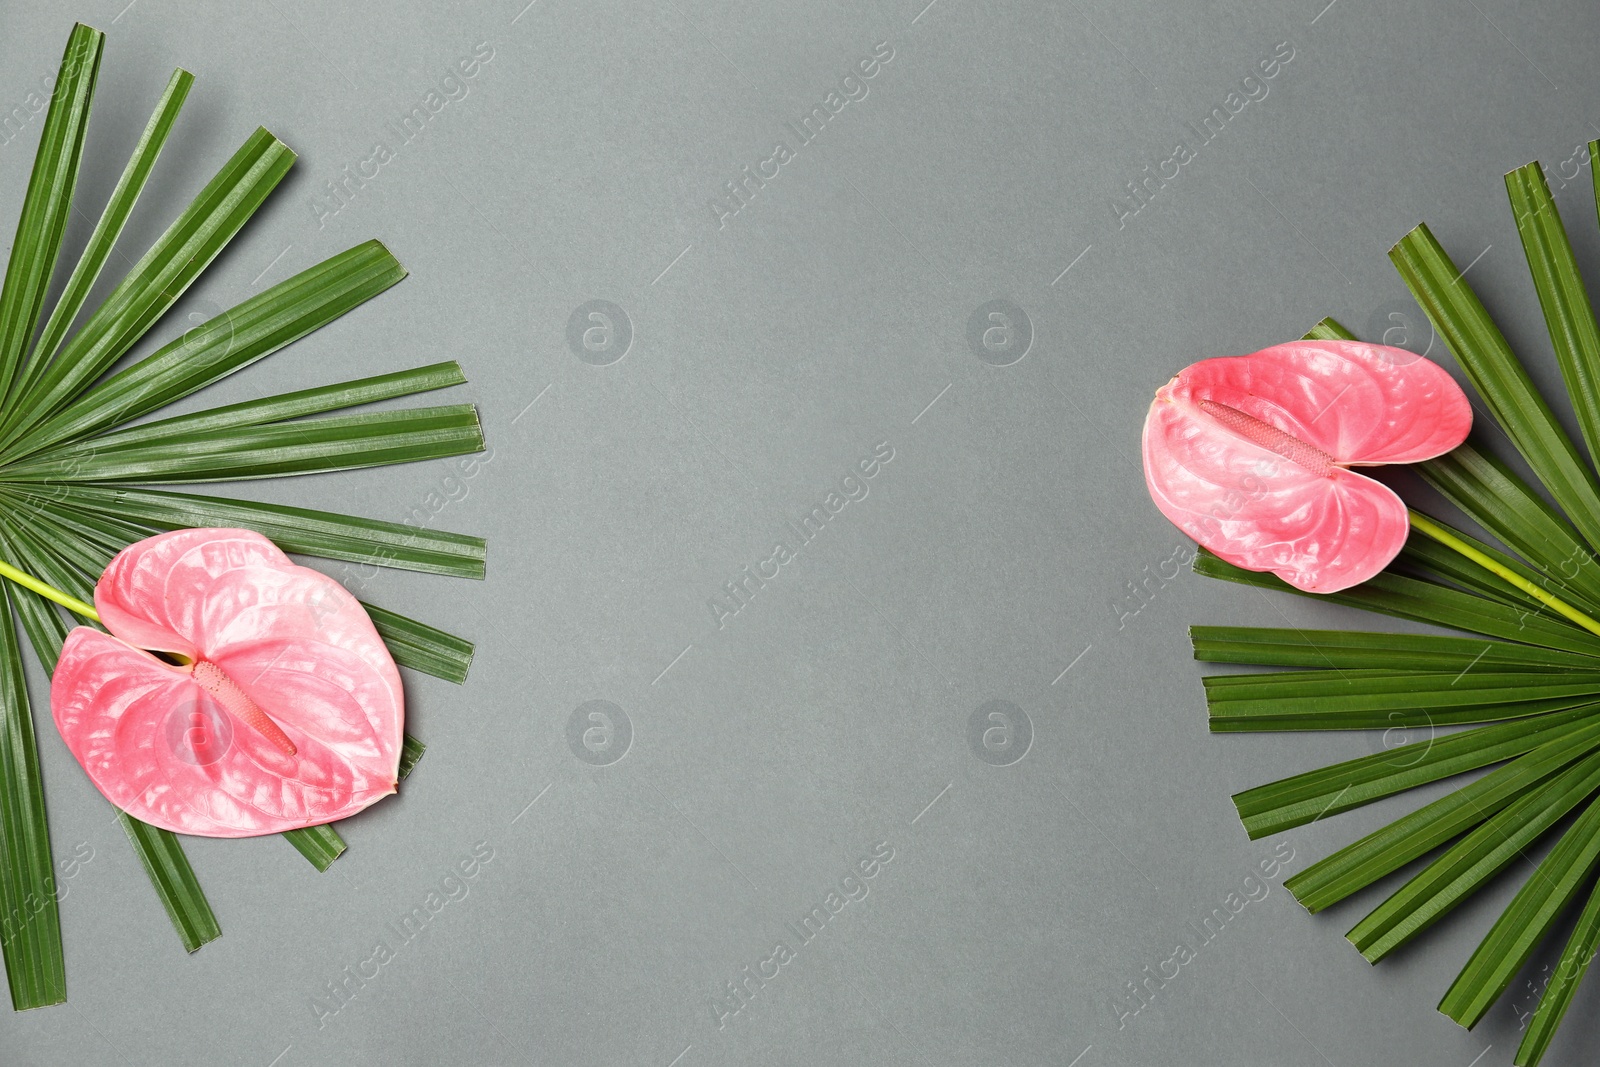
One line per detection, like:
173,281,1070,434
0,520,97,663
0,491,157,561
1398,537,1539,612
1284,717,1600,912
1304,316,1357,342
1593,137,1600,230
1195,549,1600,657
5,405,484,483
63,361,465,455
1391,222,1600,557
1505,160,1600,472
282,825,346,872
1206,668,1600,731
1191,627,1600,671
1439,790,1600,1028
117,814,220,953
0,585,64,1009
11,68,193,404
0,23,103,402
1349,749,1600,964
17,484,485,578
4,574,70,672
4,505,112,589
1232,704,1600,838
399,733,425,779
1515,867,1600,1064
365,601,474,683
1418,444,1600,614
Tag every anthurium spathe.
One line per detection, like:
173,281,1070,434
1142,339,1472,593
51,528,404,837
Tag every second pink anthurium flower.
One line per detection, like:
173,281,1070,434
1142,339,1473,593
51,528,404,838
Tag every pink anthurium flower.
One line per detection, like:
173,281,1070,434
1142,339,1472,593
51,528,404,837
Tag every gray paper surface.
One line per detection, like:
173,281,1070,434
4,1,1600,1064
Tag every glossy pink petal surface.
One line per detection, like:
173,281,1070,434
1142,339,1471,593
51,529,404,837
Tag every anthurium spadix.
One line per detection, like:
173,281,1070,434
1142,339,1472,593
50,529,405,837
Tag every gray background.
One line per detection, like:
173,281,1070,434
3,0,1599,1064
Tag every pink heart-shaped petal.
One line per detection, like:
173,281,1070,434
1142,340,1472,593
51,528,404,837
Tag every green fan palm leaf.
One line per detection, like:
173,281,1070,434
0,24,487,1010
1198,142,1600,1063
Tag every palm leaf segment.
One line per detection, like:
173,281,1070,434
1198,140,1600,1064
0,25,484,1009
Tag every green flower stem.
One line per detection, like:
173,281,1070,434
1409,510,1600,639
0,559,98,622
